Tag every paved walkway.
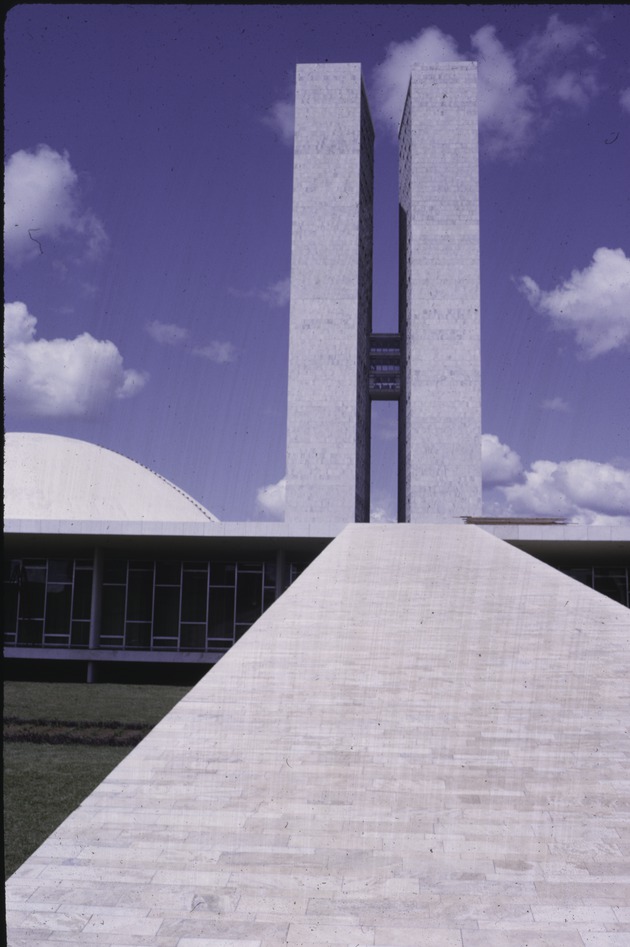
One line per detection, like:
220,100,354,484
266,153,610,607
6,525,630,946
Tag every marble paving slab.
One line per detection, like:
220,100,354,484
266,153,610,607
5,524,630,946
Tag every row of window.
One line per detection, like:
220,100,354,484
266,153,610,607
4,558,306,653
4,559,627,654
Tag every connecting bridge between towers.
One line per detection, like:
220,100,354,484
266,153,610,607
368,333,402,400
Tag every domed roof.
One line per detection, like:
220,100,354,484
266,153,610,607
4,433,219,523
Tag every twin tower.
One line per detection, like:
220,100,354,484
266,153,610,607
285,62,482,525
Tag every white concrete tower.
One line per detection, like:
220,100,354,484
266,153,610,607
399,62,482,521
285,63,374,526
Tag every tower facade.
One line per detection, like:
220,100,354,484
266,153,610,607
285,61,481,524
285,63,374,525
400,63,482,519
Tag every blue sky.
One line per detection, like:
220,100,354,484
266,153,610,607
5,5,630,524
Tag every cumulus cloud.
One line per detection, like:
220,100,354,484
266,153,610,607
481,433,523,485
4,301,147,417
502,458,630,524
545,70,598,108
256,476,286,519
470,25,537,159
262,99,295,146
481,432,630,524
193,341,236,364
542,397,570,412
374,27,462,129
620,88,630,114
4,145,108,266
372,14,601,158
520,247,630,358
146,320,190,345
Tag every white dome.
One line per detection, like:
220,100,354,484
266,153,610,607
4,433,219,523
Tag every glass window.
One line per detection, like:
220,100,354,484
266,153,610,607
155,561,181,585
594,570,628,606
127,569,153,621
154,586,181,638
17,619,44,646
152,636,178,650
125,623,151,649
72,569,93,621
103,559,127,583
100,634,124,649
181,570,208,623
183,561,208,573
45,584,72,635
71,621,90,648
208,587,235,638
567,567,593,587
210,562,236,586
235,571,262,624
102,585,126,637
48,560,72,583
180,624,206,650
21,565,46,618
4,563,19,643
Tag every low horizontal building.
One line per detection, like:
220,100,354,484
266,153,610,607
4,432,628,684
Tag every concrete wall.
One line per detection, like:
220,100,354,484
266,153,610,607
400,63,482,520
285,63,374,525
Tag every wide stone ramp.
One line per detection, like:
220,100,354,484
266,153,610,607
6,524,630,946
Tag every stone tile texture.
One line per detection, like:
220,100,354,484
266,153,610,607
6,524,630,946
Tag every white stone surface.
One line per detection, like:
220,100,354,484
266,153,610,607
401,64,482,520
285,64,373,526
6,524,630,945
4,433,219,523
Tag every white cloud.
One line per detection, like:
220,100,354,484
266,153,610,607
520,247,630,358
372,15,601,159
4,145,108,266
256,476,286,519
262,99,295,146
517,13,598,70
4,301,147,417
502,458,630,524
146,321,190,345
370,489,397,524
373,27,462,129
229,276,291,309
542,396,570,412
620,88,630,114
545,70,598,108
193,341,236,364
471,25,537,159
481,432,630,524
481,434,522,485
260,277,291,308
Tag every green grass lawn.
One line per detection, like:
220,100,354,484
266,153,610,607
3,681,191,879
